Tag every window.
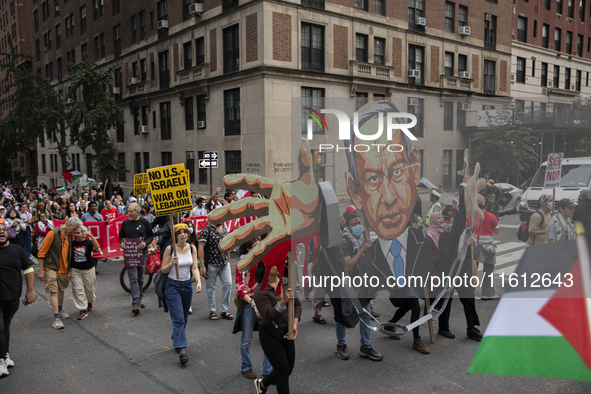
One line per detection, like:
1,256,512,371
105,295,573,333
373,94,386,101
94,36,99,60
544,0,550,10
355,0,367,11
374,0,384,16
116,124,124,142
42,1,46,21
183,41,192,69
140,59,147,81
183,0,192,21
133,107,140,134
139,11,146,41
143,152,150,171
555,28,561,51
224,88,241,135
160,101,171,140
568,0,574,18
408,0,425,32
445,52,454,76
579,0,585,21
532,59,535,77
157,0,168,39
49,62,54,80
55,0,60,17
135,153,141,174
57,57,62,82
80,6,86,35
36,40,40,61
458,54,467,72
114,68,121,98
484,14,496,49
185,97,194,130
186,152,195,183
48,30,52,50
374,37,385,65
557,0,563,14
542,24,549,48
113,25,121,57
197,95,206,125
517,17,527,43
457,106,466,129
301,23,324,72
577,35,583,56
225,151,242,175
131,15,137,45
34,10,39,33
483,60,495,94
553,65,560,88
565,67,571,90
159,50,170,89
99,0,104,18
301,87,324,134
93,0,98,20
407,98,424,137
541,62,548,87
223,24,240,73
444,102,453,130
100,33,105,58
458,5,468,27
50,153,53,172
42,154,46,174
198,151,207,184
516,57,525,83
445,2,455,33
81,43,88,58
161,152,172,166
113,0,120,16
566,31,572,54
132,62,138,78
408,44,424,85
355,92,368,111
356,34,368,62
142,106,149,127
118,153,126,182
576,69,581,91
196,37,205,65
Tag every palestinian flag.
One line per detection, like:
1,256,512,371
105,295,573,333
78,174,96,187
62,170,82,183
418,177,443,193
35,190,46,199
468,237,591,382
235,190,251,200
52,186,66,193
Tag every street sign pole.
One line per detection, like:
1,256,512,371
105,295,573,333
209,152,213,196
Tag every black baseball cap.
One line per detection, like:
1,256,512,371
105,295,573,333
557,198,575,209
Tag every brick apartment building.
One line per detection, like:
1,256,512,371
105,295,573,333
34,0,513,195
509,0,591,163
1,0,35,182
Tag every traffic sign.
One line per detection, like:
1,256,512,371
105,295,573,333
203,151,218,159
199,159,218,168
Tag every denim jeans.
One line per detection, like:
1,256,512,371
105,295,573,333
127,265,145,307
335,302,371,348
23,227,32,255
241,304,273,375
205,264,231,314
164,278,193,350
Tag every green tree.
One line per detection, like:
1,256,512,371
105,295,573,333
470,103,538,185
66,57,126,194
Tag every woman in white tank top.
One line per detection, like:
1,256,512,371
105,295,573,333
161,223,202,365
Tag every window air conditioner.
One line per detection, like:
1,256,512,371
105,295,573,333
197,121,206,129
158,20,169,29
408,69,421,78
139,126,149,134
458,26,471,35
408,98,419,106
459,71,470,78
415,17,426,26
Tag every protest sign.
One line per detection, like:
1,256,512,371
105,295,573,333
147,163,192,216
544,152,563,189
134,173,150,196
124,238,143,267
55,215,128,259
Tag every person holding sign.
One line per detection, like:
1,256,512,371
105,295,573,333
119,203,154,315
161,223,202,365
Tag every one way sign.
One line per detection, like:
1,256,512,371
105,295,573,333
199,159,218,168
203,151,218,159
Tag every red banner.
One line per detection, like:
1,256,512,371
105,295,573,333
181,215,256,236
54,215,129,259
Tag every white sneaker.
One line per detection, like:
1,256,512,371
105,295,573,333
52,318,65,330
189,307,193,315
0,359,8,377
4,353,14,368
58,310,69,320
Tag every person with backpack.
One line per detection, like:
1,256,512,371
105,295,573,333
527,195,553,246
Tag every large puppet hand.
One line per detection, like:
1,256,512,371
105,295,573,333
208,139,321,271
462,150,486,225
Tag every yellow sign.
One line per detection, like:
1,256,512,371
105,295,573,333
133,173,150,196
147,163,192,216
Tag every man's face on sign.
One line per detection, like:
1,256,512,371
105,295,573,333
347,117,420,240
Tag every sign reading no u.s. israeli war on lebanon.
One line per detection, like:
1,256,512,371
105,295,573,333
147,163,192,216
134,173,150,196
544,152,563,189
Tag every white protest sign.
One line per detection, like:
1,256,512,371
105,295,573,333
544,152,563,189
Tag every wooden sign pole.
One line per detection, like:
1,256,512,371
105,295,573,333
169,215,179,279
287,254,294,340
423,286,435,344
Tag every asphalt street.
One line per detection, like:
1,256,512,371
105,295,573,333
3,208,591,393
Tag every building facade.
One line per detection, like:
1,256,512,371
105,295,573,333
34,0,512,195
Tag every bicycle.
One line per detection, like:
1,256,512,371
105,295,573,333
119,266,153,293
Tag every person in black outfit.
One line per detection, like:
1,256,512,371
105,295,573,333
151,215,177,259
253,262,301,394
0,221,36,377
119,202,154,315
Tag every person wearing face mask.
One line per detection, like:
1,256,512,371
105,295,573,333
333,211,382,362
189,197,208,217
527,194,553,246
